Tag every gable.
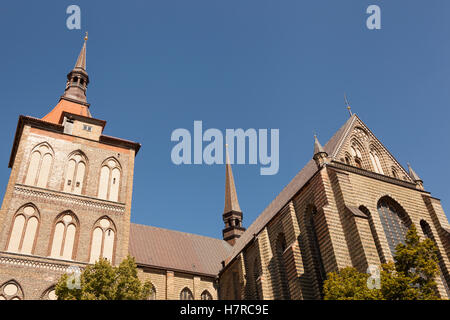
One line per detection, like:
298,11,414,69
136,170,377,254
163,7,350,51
224,114,416,268
332,115,413,182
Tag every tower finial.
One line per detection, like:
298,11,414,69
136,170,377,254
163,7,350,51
61,36,90,105
345,93,352,117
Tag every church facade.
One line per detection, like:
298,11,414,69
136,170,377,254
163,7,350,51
0,38,449,300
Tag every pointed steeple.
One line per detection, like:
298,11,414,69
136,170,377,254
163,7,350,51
74,32,87,71
407,162,424,189
222,145,245,246
224,147,242,213
313,134,328,167
313,134,325,155
61,32,90,105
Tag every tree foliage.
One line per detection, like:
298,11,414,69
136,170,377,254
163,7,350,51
323,225,442,300
55,256,152,300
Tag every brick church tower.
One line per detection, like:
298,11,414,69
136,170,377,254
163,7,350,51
0,35,140,300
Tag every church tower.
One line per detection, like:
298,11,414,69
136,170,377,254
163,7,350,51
0,35,140,300
222,148,245,245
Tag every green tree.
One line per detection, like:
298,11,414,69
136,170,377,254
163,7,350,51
323,225,442,300
55,256,152,300
323,267,382,300
382,225,440,300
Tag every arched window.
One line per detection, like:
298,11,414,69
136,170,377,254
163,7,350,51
180,288,193,300
7,204,39,254
0,280,24,300
63,151,88,195
360,206,385,263
344,153,352,166
148,285,156,300
89,217,116,263
25,143,53,188
49,212,79,260
201,290,212,300
275,233,290,299
391,168,398,179
41,286,57,300
420,220,450,297
369,150,384,174
253,258,261,300
98,158,121,202
350,144,363,169
377,197,410,255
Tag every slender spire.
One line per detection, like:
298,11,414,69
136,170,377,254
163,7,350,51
313,134,328,168
224,145,242,213
222,144,245,246
74,32,88,71
407,162,422,183
313,134,325,155
61,32,90,105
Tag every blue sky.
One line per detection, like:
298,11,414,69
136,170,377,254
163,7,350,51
0,1,449,239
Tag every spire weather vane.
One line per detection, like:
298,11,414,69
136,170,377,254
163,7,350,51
344,93,352,117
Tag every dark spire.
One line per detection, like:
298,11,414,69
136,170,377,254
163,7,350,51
61,32,90,106
222,145,245,246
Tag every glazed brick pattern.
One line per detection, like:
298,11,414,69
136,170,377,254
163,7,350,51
220,162,450,300
137,267,218,300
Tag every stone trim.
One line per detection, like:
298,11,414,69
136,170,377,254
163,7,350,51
328,161,427,191
0,251,86,273
13,184,126,214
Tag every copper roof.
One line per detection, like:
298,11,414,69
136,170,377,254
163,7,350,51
129,223,232,276
224,114,357,266
74,36,87,71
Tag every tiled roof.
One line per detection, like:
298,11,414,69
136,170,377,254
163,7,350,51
224,114,357,265
42,99,91,124
129,223,232,276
